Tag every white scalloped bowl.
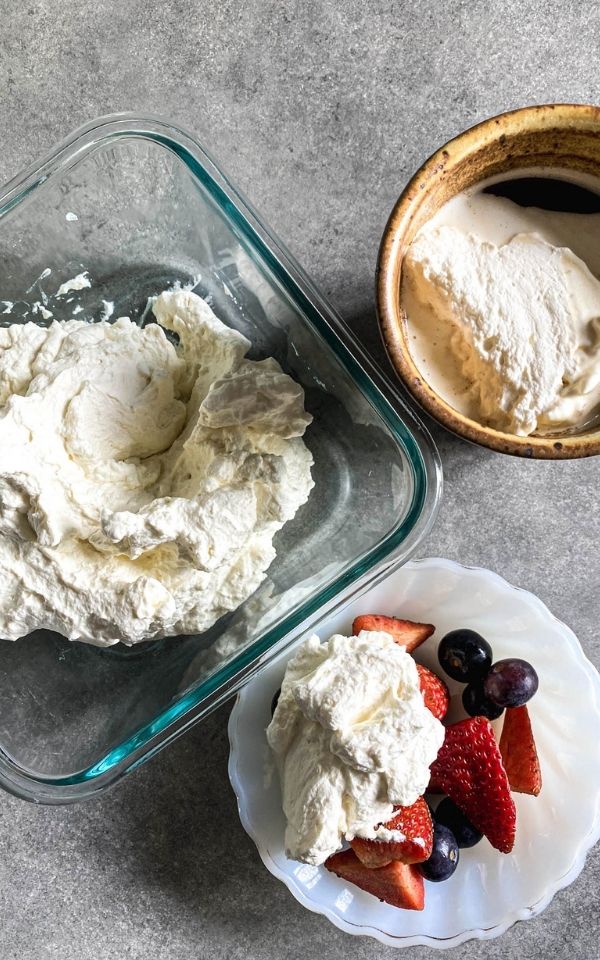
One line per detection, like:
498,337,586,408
228,558,600,949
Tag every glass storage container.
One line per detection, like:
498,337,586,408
0,116,441,802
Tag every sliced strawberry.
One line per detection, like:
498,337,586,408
428,716,516,853
325,849,424,910
352,614,435,653
416,664,450,720
349,842,392,869
351,797,433,867
499,705,542,797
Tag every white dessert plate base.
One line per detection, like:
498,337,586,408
228,558,600,949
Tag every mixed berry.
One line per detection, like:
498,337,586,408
437,628,492,682
419,822,459,882
434,797,482,849
324,614,542,911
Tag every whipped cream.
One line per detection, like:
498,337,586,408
267,631,444,865
402,189,600,435
0,290,314,645
55,271,91,297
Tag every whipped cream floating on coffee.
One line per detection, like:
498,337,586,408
402,185,600,436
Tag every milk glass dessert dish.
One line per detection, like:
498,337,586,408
229,559,600,948
0,115,441,802
377,103,600,458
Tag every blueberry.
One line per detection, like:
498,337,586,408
434,798,483,849
462,680,504,720
270,687,281,717
437,629,493,683
483,658,538,708
419,823,459,882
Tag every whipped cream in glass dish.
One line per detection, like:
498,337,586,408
0,289,314,646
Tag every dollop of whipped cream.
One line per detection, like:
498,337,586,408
0,290,314,645
404,226,600,435
266,631,444,865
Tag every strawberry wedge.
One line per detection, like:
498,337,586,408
352,615,435,653
428,716,516,853
416,664,450,720
351,798,433,867
499,705,542,796
325,849,425,910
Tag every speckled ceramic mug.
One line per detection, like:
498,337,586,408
377,103,600,459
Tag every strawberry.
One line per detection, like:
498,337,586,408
499,705,542,797
351,797,433,867
352,614,435,653
416,664,450,720
325,849,425,910
428,716,516,853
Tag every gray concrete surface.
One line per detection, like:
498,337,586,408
1,0,599,957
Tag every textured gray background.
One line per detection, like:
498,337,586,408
0,1,599,957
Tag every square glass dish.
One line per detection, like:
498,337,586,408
0,115,441,803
